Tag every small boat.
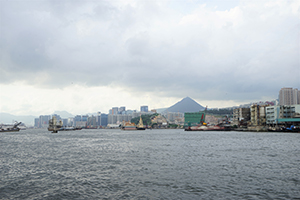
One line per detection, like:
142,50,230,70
0,122,22,132
136,116,145,130
268,125,300,133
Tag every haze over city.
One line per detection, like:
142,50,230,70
1,0,299,116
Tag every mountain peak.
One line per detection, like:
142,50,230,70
164,97,205,113
53,111,74,118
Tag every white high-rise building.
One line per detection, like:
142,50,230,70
279,87,300,105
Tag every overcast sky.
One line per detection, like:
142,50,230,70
1,0,299,116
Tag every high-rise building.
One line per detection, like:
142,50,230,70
38,115,51,128
141,106,148,112
74,115,82,126
87,116,97,127
279,87,300,105
119,107,126,114
112,107,118,115
100,114,108,126
82,115,88,122
34,118,39,127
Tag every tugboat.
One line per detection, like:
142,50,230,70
48,116,63,133
136,116,145,130
0,122,22,132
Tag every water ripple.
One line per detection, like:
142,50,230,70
1,129,299,199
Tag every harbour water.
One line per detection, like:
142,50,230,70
1,129,299,199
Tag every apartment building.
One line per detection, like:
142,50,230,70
250,104,268,126
233,108,250,125
266,105,300,125
279,87,300,105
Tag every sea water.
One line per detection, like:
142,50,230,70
1,129,299,199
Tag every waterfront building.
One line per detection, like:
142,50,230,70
108,114,118,124
164,112,184,124
279,87,300,105
76,121,86,128
100,114,108,127
250,104,267,126
68,117,74,127
108,114,135,125
266,105,300,125
96,112,101,126
233,108,250,126
87,116,97,128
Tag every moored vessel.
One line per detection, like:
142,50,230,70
136,116,146,130
48,116,63,133
121,121,137,130
185,123,231,131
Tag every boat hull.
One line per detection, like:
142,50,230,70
185,125,231,131
0,128,20,132
121,125,137,130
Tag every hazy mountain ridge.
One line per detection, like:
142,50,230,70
53,111,74,118
0,113,37,126
0,111,75,126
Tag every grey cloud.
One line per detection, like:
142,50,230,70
1,0,299,102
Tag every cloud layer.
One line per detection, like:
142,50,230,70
1,0,299,115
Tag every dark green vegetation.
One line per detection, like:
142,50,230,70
131,113,159,126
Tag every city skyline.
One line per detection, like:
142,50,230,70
1,0,299,116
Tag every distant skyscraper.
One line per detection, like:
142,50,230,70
119,107,126,114
279,87,300,105
112,107,118,115
38,115,51,128
81,115,88,122
141,106,148,112
74,115,82,125
34,118,39,127
100,114,108,126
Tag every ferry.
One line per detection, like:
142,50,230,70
121,121,137,130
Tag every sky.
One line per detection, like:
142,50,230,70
1,0,299,116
